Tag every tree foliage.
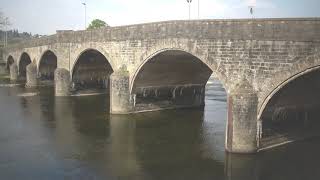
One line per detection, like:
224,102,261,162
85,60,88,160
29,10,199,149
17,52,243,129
0,12,5,26
0,11,10,29
87,19,108,30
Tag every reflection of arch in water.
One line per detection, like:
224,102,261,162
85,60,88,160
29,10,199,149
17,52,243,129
71,95,110,136
225,153,259,180
53,96,111,170
109,111,226,179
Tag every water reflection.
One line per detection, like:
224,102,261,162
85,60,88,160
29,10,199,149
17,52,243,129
0,76,320,179
225,153,259,180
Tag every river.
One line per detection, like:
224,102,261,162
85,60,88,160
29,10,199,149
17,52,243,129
0,76,320,180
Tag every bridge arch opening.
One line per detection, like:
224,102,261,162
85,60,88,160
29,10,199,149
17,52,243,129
260,67,320,146
38,50,57,81
72,49,113,93
131,49,226,111
19,52,32,79
6,56,14,71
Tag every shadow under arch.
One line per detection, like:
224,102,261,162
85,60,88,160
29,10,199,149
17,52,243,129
258,65,320,120
6,55,14,71
38,50,57,81
18,52,32,79
259,65,320,147
130,48,227,93
71,48,114,92
130,49,227,112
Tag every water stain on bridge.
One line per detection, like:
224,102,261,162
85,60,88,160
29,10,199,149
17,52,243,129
0,76,320,180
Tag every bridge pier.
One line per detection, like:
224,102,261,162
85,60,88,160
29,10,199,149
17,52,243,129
26,63,38,87
54,68,71,96
0,62,6,75
10,63,18,81
225,153,259,180
110,70,133,114
226,79,258,153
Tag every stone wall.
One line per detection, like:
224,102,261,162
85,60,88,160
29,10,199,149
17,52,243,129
3,18,320,115
5,18,320,51
0,47,4,63
0,48,5,74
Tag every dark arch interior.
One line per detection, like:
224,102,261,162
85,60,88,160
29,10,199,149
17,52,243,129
261,69,320,143
6,56,14,71
132,50,214,111
39,51,57,81
19,53,32,79
72,49,113,92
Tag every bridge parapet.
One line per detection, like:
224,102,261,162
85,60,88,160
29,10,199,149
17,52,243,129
5,18,320,51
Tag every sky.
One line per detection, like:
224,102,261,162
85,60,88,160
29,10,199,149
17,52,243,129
1,0,320,35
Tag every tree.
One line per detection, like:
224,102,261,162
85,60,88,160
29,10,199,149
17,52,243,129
87,19,108,30
0,12,5,27
0,11,10,30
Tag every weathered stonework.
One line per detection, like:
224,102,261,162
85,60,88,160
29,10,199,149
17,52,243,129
2,18,320,153
0,62,6,75
4,19,320,107
10,63,18,81
26,63,38,87
54,68,70,96
226,79,258,153
110,70,133,114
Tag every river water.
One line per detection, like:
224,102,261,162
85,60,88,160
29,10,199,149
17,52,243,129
0,76,320,180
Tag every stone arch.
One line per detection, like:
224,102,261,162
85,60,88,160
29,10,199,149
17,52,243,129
6,55,14,71
258,66,320,120
71,48,114,91
18,52,32,79
129,48,227,112
71,46,116,75
258,54,320,120
257,52,320,145
38,50,57,80
130,47,228,93
37,49,58,70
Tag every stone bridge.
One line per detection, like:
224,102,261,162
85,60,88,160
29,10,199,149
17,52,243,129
2,18,320,154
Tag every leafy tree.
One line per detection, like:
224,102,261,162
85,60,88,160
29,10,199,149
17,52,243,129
0,12,5,27
87,19,108,30
0,12,9,26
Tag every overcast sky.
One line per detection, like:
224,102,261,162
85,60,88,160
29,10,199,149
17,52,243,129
1,0,320,35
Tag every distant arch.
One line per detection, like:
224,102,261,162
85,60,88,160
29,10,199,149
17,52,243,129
18,52,32,78
38,50,57,80
6,55,14,71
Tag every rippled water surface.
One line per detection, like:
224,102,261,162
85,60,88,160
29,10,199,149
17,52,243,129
0,76,320,180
